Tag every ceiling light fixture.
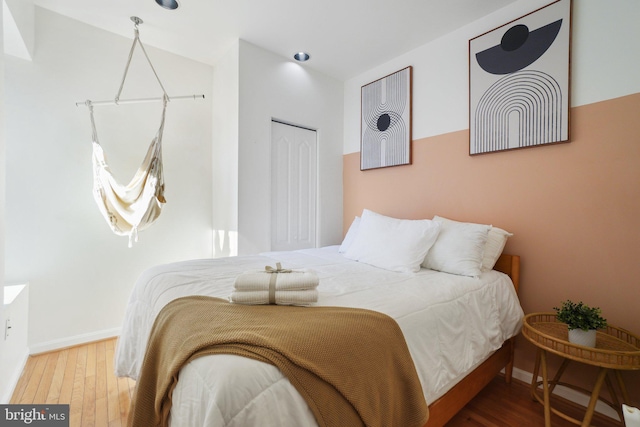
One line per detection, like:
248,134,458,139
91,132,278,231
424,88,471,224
293,52,310,62
155,0,179,10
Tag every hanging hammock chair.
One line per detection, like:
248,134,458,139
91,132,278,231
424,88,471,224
87,17,169,247
89,98,167,247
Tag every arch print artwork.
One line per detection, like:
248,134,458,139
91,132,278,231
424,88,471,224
469,0,571,155
361,66,412,170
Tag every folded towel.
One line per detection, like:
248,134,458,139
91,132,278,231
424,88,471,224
230,263,320,306
229,289,319,306
234,264,319,291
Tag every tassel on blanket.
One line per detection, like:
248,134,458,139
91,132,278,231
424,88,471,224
229,262,319,306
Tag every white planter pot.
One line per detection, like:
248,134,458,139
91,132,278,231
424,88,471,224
623,405,640,427
568,328,597,347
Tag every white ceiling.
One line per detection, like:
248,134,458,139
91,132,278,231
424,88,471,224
33,0,516,81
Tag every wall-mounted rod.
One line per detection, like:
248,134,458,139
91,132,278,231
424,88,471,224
76,94,205,107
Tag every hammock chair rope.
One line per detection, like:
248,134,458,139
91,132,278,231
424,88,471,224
88,17,169,247
75,17,204,107
115,22,168,104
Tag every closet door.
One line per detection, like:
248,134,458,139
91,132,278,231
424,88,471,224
271,121,317,251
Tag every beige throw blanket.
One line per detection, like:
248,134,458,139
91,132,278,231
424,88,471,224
128,296,429,427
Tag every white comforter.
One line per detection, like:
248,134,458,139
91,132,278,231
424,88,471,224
115,246,524,427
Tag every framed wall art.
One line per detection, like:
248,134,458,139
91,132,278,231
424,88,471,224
361,66,412,170
469,0,571,155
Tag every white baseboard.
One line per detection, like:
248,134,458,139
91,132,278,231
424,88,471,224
29,327,121,355
511,366,621,422
1,350,29,404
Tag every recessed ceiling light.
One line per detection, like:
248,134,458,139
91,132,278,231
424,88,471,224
155,0,179,10
293,52,310,62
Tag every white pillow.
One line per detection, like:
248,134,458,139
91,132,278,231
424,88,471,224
422,216,491,277
481,226,513,271
338,216,360,253
343,209,441,273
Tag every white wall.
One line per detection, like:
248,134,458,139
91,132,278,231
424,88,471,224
237,41,344,255
1,284,29,403
343,0,640,154
3,0,34,60
4,7,214,351
211,41,239,258
0,0,8,401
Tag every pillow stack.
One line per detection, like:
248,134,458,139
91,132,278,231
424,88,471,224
340,210,512,277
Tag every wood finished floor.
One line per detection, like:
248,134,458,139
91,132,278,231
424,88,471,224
11,337,622,427
10,338,134,427
446,374,621,427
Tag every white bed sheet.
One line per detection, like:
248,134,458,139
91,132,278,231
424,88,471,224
115,246,524,427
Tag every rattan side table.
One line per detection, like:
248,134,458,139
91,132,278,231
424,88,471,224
522,313,640,427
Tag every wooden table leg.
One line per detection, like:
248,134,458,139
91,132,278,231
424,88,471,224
604,373,623,421
531,348,542,401
581,368,608,427
549,358,570,395
615,369,631,404
541,350,551,427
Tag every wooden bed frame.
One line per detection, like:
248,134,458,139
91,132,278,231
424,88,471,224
424,253,521,426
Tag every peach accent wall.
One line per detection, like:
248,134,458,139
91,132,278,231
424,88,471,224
343,93,640,405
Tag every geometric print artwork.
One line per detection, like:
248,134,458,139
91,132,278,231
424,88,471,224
361,66,412,169
474,70,562,152
469,0,571,155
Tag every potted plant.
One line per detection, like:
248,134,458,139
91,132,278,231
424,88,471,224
553,300,607,347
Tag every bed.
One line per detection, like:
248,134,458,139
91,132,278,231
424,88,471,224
115,212,524,426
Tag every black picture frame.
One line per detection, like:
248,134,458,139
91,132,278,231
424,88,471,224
469,0,571,155
360,66,412,170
